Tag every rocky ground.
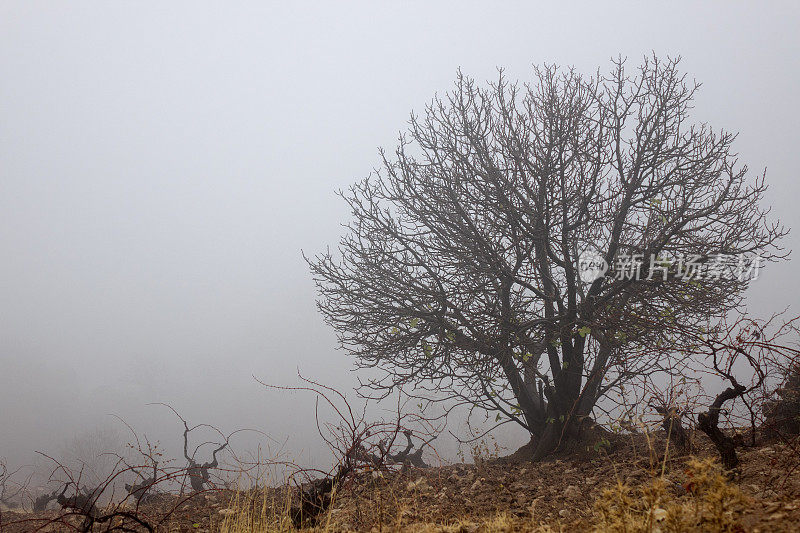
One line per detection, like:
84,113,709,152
326,432,800,532
2,432,799,532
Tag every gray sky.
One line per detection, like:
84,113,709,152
2,2,800,469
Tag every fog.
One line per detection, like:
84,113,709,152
2,2,800,472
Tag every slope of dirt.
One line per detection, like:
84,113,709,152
325,432,800,531
2,432,799,531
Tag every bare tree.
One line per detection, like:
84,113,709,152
5,420,255,533
113,420,164,505
56,482,98,518
19,451,159,532
183,441,226,493
32,488,60,513
670,312,800,469
152,404,236,493
377,430,436,468
124,459,159,504
0,459,28,510
649,401,690,453
308,55,786,460
259,374,440,527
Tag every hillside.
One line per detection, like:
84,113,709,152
3,432,799,532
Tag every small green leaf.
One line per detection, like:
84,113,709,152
578,326,591,337
422,341,433,358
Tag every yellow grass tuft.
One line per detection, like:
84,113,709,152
593,457,747,532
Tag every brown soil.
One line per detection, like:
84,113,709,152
2,431,799,532
328,432,800,531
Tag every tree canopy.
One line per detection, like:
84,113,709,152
308,56,786,459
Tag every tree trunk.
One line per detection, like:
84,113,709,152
531,422,563,461
697,384,746,470
698,412,738,469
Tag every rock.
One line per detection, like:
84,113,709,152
406,478,430,491
764,501,782,513
218,508,235,516
558,509,568,518
470,479,482,491
563,485,581,499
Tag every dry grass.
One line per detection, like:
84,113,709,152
216,486,293,533
593,457,747,532
216,457,752,532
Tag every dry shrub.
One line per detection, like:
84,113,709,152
763,362,800,438
593,457,747,532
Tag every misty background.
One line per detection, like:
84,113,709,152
2,2,800,473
